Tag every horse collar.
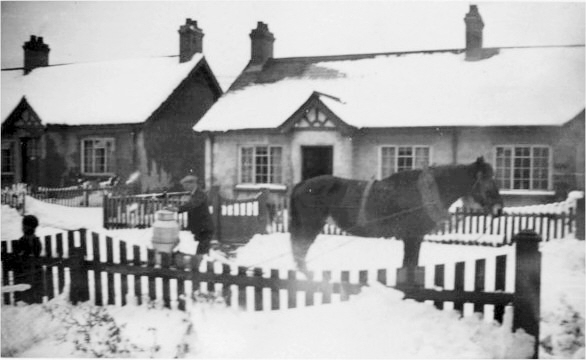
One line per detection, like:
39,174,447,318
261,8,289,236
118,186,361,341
357,179,376,227
417,169,449,223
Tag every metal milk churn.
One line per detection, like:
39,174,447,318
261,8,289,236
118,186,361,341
151,209,180,253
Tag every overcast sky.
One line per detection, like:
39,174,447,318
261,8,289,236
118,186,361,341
1,1,584,90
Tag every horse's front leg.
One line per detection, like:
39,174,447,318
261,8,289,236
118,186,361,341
400,237,424,287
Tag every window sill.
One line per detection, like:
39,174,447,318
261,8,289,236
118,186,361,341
81,173,115,177
499,189,555,196
235,184,288,192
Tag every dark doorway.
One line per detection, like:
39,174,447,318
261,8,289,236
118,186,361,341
302,146,333,181
20,137,39,185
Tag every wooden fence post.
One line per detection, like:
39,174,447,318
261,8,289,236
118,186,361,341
576,198,585,240
69,246,89,304
513,230,541,359
210,186,221,242
103,194,108,229
258,189,270,235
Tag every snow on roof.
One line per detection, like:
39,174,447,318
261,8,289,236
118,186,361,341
2,54,204,125
194,47,584,132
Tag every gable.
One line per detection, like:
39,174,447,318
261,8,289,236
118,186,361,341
1,97,45,137
295,107,336,129
278,92,356,135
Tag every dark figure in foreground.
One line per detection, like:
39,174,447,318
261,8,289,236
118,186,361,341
289,157,503,275
175,175,215,256
14,215,42,257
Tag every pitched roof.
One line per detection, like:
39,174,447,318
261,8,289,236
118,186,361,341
2,54,211,125
193,46,585,132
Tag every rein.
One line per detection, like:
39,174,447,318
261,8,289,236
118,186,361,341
417,168,449,223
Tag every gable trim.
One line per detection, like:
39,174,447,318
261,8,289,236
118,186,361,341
1,97,45,136
278,92,356,135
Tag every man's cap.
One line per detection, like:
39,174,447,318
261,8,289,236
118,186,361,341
180,175,198,184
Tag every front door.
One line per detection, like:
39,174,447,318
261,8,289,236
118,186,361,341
20,137,39,185
302,146,333,181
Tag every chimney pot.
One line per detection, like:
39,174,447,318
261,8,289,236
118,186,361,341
23,35,50,74
250,21,275,64
178,18,204,63
464,4,485,61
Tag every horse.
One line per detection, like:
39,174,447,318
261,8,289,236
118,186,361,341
289,157,503,275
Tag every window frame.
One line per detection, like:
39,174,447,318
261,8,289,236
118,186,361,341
494,144,553,191
80,137,115,176
238,144,284,185
378,145,432,179
1,140,15,175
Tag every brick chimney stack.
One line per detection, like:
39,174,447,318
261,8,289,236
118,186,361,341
23,35,50,74
178,18,204,63
464,5,484,61
250,22,274,64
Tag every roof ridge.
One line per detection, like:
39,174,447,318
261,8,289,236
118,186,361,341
267,44,585,64
1,54,185,71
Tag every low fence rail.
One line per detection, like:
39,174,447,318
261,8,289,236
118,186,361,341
1,229,542,357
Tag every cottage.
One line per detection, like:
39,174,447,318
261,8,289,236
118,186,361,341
2,19,222,192
194,6,584,206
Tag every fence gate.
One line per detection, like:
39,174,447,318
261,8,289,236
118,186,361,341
212,190,269,244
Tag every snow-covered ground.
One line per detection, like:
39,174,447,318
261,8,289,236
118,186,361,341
1,199,584,358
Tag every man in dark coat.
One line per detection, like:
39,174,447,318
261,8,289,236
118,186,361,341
176,175,215,256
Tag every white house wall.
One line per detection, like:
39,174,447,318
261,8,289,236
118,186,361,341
352,128,455,180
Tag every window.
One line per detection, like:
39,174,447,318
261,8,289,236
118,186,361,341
495,146,550,190
240,146,283,184
380,146,430,178
81,138,115,175
2,141,14,174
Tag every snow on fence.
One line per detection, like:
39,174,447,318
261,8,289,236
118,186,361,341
427,207,577,243
1,183,112,208
1,229,542,355
32,186,112,207
103,188,269,244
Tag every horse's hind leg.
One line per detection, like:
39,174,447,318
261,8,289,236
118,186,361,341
290,201,328,274
401,236,424,286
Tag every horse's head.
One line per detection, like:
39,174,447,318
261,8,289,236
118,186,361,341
468,157,503,217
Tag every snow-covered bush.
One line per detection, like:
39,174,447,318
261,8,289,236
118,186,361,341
1,300,61,357
541,298,585,358
1,296,194,358
46,301,146,357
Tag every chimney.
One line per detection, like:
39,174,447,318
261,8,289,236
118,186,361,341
23,35,50,74
178,18,204,63
250,22,274,64
464,5,484,61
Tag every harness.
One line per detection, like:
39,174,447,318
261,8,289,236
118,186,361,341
417,168,449,223
356,179,376,227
